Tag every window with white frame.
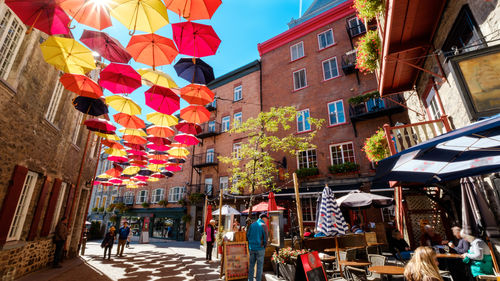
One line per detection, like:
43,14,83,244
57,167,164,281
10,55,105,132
327,100,345,126
347,17,366,37
290,41,304,61
208,120,215,132
124,191,134,204
101,196,107,208
301,197,317,222
323,57,339,80
7,171,38,241
233,85,242,101
221,116,230,132
330,142,356,165
293,69,307,90
0,6,26,80
151,188,164,203
136,190,148,204
45,80,65,124
168,186,185,202
72,113,84,145
233,112,242,128
206,148,215,163
220,176,229,193
297,109,311,132
205,178,213,197
297,149,317,169
318,29,334,50
426,87,442,121
50,182,67,233
94,197,100,209
233,142,242,159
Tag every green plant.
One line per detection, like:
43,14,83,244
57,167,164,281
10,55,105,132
114,202,127,213
329,162,360,174
106,205,114,213
178,198,187,206
181,214,192,223
92,207,98,212
348,90,380,105
109,215,118,223
363,128,390,162
158,200,167,207
98,207,104,213
353,0,383,20
295,167,320,178
141,202,150,208
356,30,380,73
189,193,205,204
271,247,309,264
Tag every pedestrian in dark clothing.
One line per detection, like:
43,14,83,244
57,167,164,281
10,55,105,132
205,220,216,261
101,227,116,260
116,222,130,257
53,217,68,268
448,226,470,254
389,229,412,260
247,213,268,281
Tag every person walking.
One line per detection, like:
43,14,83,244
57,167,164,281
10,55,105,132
126,230,131,248
101,226,116,260
404,246,443,281
116,222,130,257
52,217,68,268
205,219,216,262
247,213,268,281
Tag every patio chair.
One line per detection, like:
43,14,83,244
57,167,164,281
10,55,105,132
339,251,347,261
366,245,379,255
367,254,387,281
439,270,454,281
345,266,373,281
346,248,357,261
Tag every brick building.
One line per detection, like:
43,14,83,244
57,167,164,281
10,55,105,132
0,3,99,278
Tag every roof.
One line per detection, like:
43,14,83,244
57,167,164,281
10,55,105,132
288,0,349,28
207,60,260,90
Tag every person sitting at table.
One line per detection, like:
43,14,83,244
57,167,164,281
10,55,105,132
448,226,469,254
421,225,447,246
304,227,313,238
389,229,412,260
351,220,364,234
460,231,494,277
404,246,443,281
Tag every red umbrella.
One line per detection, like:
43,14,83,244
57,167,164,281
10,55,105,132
128,155,148,161
80,30,132,63
150,159,167,164
147,142,170,151
59,73,103,98
205,205,213,232
107,156,128,163
109,178,123,184
58,0,112,30
147,125,175,138
134,175,150,181
6,0,70,35
268,192,279,213
175,121,202,135
105,166,123,177
166,0,221,21
151,173,165,179
180,105,210,124
165,164,182,172
147,135,172,146
123,134,147,145
174,133,200,146
242,201,285,214
180,84,215,105
126,34,178,69
84,118,116,134
126,149,147,156
123,142,145,150
130,160,147,167
101,139,124,150
172,22,221,57
113,113,145,129
145,85,180,115
100,182,114,186
99,63,142,94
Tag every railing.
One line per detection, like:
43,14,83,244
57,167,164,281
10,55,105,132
113,196,124,204
349,94,405,119
346,22,366,38
192,152,219,167
124,196,134,205
206,100,216,111
197,121,221,138
383,115,452,155
341,50,357,75
189,184,214,197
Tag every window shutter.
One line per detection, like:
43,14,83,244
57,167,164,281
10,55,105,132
28,177,52,240
63,184,76,224
41,178,62,236
0,165,29,244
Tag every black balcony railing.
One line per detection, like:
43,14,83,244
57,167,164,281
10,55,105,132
189,184,214,197
113,197,124,204
192,152,219,167
205,100,216,111
124,196,134,205
197,122,221,138
346,22,366,38
341,50,357,75
349,94,405,121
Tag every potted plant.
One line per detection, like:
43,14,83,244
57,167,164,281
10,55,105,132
271,248,309,281
295,167,319,179
355,30,380,73
114,202,127,213
353,0,383,21
178,198,187,207
329,162,360,176
189,192,205,205
92,207,98,212
158,200,167,207
363,128,390,162
141,202,150,208
98,207,104,213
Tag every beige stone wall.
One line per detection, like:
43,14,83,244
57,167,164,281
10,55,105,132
0,238,54,279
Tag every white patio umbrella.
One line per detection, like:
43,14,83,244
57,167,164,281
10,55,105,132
212,205,241,216
336,190,393,208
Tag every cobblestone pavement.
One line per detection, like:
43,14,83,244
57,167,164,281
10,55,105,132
19,241,223,281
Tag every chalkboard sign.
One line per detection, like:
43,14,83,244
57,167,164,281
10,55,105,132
224,242,249,280
296,251,327,281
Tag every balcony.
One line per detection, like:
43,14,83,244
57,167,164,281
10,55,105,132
113,196,124,204
341,50,357,75
189,184,214,197
124,196,134,205
349,94,406,121
197,121,221,138
346,22,366,38
205,100,216,111
192,152,219,168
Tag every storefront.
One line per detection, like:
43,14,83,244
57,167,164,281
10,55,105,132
120,207,187,241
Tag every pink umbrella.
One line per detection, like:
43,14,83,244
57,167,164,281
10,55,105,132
175,121,202,135
99,63,142,94
108,156,128,163
147,135,172,146
126,149,147,156
134,175,149,181
165,164,182,172
128,155,148,161
145,85,180,115
6,0,70,35
109,178,123,184
147,142,170,151
80,30,132,63
174,133,200,146
172,22,221,57
123,142,145,150
150,159,168,164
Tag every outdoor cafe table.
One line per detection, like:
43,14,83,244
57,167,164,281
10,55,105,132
368,266,405,281
338,260,371,267
436,253,462,259
436,253,467,281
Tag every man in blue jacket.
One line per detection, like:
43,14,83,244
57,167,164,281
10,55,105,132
247,213,268,281
116,222,130,257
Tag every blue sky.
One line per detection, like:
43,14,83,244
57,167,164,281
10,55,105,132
72,0,314,126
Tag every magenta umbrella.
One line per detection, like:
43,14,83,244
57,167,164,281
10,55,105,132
126,149,147,156
147,142,170,151
145,85,180,115
165,164,182,172
6,0,70,35
150,159,168,164
83,118,116,134
80,30,132,63
174,133,200,146
147,135,172,146
175,121,202,135
108,156,128,163
99,63,142,94
172,22,221,57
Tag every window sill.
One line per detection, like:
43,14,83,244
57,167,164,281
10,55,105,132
71,143,81,151
289,56,306,63
318,43,337,52
42,118,60,133
293,85,309,93
0,240,27,251
327,122,349,128
295,129,313,135
233,99,243,103
0,77,17,97
322,75,342,83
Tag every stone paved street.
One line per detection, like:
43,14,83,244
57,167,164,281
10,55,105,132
19,241,223,281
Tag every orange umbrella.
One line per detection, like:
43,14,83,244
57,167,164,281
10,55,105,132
59,73,103,98
147,125,175,138
149,154,168,161
105,166,123,177
123,134,147,145
165,0,221,21
180,84,215,105
58,0,112,30
113,113,145,129
180,105,210,124
126,34,178,70
101,139,124,150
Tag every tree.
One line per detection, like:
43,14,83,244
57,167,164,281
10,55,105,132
219,106,323,220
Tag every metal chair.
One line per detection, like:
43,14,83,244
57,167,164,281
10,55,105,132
367,254,387,281
345,266,373,281
346,248,357,261
366,245,379,255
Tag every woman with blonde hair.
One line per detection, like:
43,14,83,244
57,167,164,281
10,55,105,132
460,230,494,277
404,246,443,281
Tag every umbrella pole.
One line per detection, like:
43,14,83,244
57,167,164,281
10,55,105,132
293,173,304,247
336,236,343,277
26,9,42,35
486,237,500,273
217,186,223,259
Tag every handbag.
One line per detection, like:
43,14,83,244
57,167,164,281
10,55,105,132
201,233,206,246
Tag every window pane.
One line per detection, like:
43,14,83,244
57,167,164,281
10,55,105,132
304,110,310,131
323,61,331,80
336,101,345,123
297,111,304,132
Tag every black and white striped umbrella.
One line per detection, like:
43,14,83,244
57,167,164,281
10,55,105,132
316,185,348,236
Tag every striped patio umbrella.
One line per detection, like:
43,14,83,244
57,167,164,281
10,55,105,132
316,185,348,236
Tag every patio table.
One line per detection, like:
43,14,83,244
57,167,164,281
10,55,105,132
339,260,371,267
436,253,462,259
368,265,405,281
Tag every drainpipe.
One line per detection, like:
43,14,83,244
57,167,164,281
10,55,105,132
258,60,263,112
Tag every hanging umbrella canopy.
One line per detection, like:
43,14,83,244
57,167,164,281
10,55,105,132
241,202,285,214
145,85,180,115
123,142,145,150
122,134,147,145
212,205,240,216
101,139,124,150
128,155,148,162
130,160,147,167
205,205,213,232
148,164,165,172
73,96,108,116
138,169,153,176
122,166,140,175
147,177,159,182
149,154,168,161
161,170,174,177
175,121,202,135
97,173,112,179
127,34,178,69
105,165,124,177
164,164,182,172
147,135,172,146
84,118,116,134
174,133,200,146
174,58,215,85
95,132,120,141
59,73,103,98
147,142,170,151
168,157,186,164
172,22,221,57
147,112,178,127
80,30,131,63
119,128,147,137
58,0,112,30
99,63,142,94
168,147,190,157
180,84,215,105
126,149,147,156
147,125,175,138
40,36,96,74
113,113,145,129
108,155,128,163
316,185,348,236
106,95,142,115
151,173,165,179
110,0,169,35
6,0,70,35
150,159,167,164
138,68,178,89
105,148,127,157
180,105,210,124
166,0,221,21
336,190,393,208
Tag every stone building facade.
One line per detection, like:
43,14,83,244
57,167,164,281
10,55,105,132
0,3,99,278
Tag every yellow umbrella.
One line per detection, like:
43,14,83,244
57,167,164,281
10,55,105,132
40,36,96,74
105,148,127,157
118,128,147,137
97,173,112,179
110,0,169,35
123,166,141,175
147,164,164,172
168,147,190,157
147,177,159,182
126,184,139,189
146,112,179,127
106,95,142,115
95,132,121,141
138,68,178,89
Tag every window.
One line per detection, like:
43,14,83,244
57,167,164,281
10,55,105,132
293,69,307,90
45,80,65,124
327,100,345,126
101,196,107,208
8,171,38,241
220,176,229,193
318,29,334,49
290,41,304,61
206,148,215,163
297,149,317,169
297,109,311,132
426,87,442,121
72,113,84,145
50,182,67,233
442,5,484,57
0,6,26,80
221,116,230,132
347,17,366,37
151,188,164,203
233,142,242,159
168,186,185,203
124,192,134,204
233,85,242,101
366,98,385,112
136,190,148,204
207,99,216,109
94,197,100,209
233,112,242,128
205,178,213,197
330,142,355,165
301,197,317,222
323,57,339,80
208,121,216,133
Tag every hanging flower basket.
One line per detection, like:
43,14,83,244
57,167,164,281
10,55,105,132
353,0,384,21
363,128,390,162
355,30,380,73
